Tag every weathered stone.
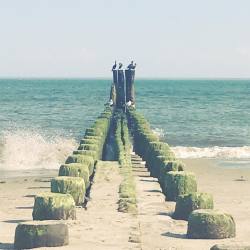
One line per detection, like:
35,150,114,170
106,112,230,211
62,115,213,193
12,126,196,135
58,163,90,188
85,127,104,137
14,220,69,249
65,155,95,175
173,192,214,220
187,209,236,239
163,171,197,201
78,143,99,152
73,149,98,161
80,138,99,145
51,176,85,206
32,192,76,220
159,160,185,189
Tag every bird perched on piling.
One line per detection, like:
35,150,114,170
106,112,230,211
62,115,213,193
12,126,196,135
127,61,136,70
127,61,134,70
112,61,117,71
118,63,123,69
131,63,137,70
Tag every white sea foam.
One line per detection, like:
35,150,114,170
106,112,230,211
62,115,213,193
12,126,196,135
172,146,250,159
0,130,77,170
152,128,165,138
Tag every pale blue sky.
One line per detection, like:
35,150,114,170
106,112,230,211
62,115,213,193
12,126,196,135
0,0,250,78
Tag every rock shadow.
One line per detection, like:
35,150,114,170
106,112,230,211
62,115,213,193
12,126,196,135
146,189,162,193
3,219,28,224
27,186,49,189
0,243,14,249
140,179,158,183
16,206,33,210
24,194,36,198
161,232,186,239
157,211,173,217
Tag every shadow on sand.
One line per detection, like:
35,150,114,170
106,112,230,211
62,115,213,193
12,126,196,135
15,206,33,210
140,179,158,183
0,243,14,249
161,232,186,239
3,219,28,224
27,186,49,189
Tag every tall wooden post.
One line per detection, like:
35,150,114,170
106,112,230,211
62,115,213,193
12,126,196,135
116,70,125,109
125,69,135,104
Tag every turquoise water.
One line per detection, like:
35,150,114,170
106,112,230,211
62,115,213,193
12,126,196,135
1,78,250,170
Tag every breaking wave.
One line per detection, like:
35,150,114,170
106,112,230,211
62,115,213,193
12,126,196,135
0,130,77,170
172,146,250,159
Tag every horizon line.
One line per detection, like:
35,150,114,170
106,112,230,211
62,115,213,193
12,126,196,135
0,76,250,80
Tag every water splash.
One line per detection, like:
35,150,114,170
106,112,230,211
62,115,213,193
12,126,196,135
0,130,77,170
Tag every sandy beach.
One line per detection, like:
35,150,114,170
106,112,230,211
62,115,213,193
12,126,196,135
0,158,250,250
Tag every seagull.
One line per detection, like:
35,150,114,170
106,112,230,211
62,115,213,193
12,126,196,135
118,63,123,69
127,61,134,70
112,61,117,71
131,63,137,70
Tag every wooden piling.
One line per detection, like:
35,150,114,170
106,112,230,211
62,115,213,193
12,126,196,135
125,69,135,104
116,70,125,109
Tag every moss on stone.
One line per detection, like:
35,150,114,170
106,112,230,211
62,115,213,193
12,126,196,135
58,163,90,188
73,149,98,161
65,155,95,175
118,198,137,214
51,176,85,206
158,160,185,189
85,128,104,137
173,192,214,220
163,171,197,201
32,192,76,220
187,209,236,239
80,138,99,145
14,220,69,249
78,143,99,152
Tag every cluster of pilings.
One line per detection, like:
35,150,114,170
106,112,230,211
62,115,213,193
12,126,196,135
111,69,135,109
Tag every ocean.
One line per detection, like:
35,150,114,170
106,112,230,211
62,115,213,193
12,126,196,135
1,78,250,171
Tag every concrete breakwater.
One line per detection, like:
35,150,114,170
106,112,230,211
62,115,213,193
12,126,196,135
12,67,238,249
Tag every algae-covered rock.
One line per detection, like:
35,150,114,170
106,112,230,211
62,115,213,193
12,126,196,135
210,244,250,250
85,128,103,137
149,154,177,178
159,160,185,189
80,138,99,145
187,209,236,239
14,220,69,249
58,163,90,188
78,143,99,152
173,192,214,220
163,171,197,201
51,176,85,206
32,192,76,220
65,155,95,175
73,149,98,161
161,160,185,172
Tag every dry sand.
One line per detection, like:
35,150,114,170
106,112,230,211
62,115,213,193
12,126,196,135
0,158,250,249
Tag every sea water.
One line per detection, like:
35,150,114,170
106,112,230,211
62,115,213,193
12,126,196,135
0,78,250,171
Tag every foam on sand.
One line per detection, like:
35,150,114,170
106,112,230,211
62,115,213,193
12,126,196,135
172,146,250,159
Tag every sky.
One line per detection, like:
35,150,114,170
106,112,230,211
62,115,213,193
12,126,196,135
0,0,250,78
